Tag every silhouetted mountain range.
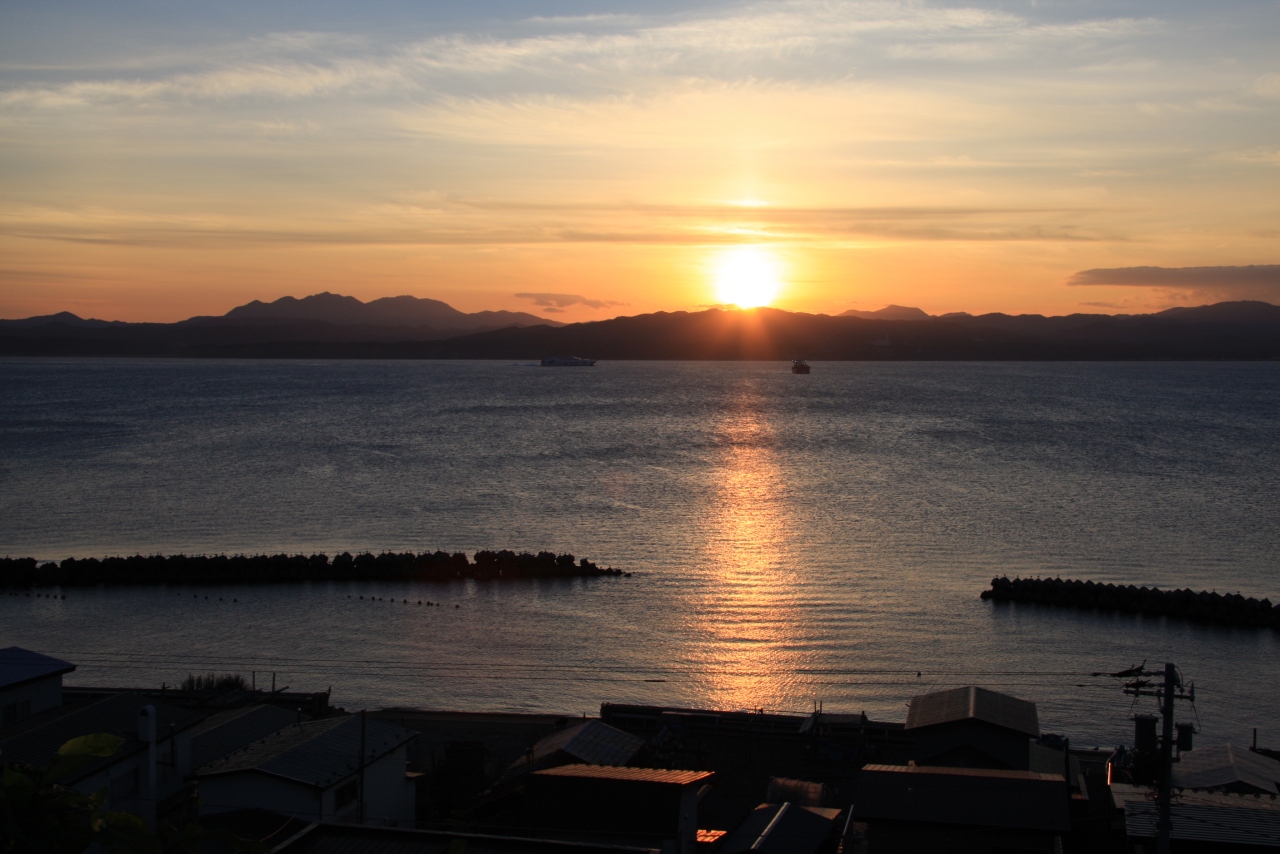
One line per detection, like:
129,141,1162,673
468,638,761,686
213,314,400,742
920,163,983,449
839,304,933,321
204,291,559,333
3,297,1279,360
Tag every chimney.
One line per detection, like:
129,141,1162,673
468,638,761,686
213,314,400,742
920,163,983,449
138,704,156,743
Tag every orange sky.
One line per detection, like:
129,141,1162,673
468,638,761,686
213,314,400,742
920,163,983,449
2,1,1278,323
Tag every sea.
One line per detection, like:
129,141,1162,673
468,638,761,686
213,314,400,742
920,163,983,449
2,358,1277,747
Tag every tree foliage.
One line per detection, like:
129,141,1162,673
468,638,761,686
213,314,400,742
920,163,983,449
1,733,158,854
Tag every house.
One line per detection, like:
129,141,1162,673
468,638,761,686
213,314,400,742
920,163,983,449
186,703,299,768
852,764,1071,853
269,822,663,853
0,646,75,727
523,764,715,854
0,693,203,826
509,719,646,773
905,686,1040,770
196,714,418,827
1172,744,1280,795
1115,787,1280,853
719,802,843,854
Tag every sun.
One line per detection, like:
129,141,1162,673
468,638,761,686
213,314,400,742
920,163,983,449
714,245,782,309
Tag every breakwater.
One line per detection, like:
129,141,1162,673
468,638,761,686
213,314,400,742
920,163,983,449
0,550,625,588
981,576,1278,629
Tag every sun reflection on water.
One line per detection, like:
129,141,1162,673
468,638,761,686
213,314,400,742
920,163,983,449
690,384,811,711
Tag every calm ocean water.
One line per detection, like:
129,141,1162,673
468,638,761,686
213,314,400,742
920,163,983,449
2,358,1278,746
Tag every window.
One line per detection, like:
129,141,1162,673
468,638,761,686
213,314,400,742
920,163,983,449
334,780,358,812
2,700,31,726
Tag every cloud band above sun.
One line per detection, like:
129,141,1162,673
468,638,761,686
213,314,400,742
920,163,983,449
1,1,1278,322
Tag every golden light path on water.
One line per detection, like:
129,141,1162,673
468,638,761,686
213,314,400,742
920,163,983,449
689,380,811,710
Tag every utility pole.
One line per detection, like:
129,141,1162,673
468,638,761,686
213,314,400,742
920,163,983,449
1117,661,1195,854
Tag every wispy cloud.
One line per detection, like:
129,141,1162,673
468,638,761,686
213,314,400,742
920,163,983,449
2,1,1277,320
1068,265,1280,302
0,199,1111,248
0,1,1164,112
515,292,627,311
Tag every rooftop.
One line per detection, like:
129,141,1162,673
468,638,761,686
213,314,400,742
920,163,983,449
197,714,416,790
532,765,714,786
0,647,75,691
853,764,1070,832
0,693,203,782
522,720,645,769
187,704,299,768
1173,744,1280,794
1125,794,1280,848
905,686,1039,737
1112,784,1280,813
274,822,662,854
720,803,843,854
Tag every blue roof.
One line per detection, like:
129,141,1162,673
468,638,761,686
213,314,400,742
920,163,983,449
188,704,299,768
197,715,417,790
0,647,75,690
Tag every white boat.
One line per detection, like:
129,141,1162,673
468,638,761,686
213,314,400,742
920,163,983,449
541,356,597,366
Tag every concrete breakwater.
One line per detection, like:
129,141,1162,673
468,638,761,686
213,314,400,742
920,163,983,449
0,549,625,588
981,575,1278,629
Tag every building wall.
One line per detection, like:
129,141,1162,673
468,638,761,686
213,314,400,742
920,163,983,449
0,674,63,725
867,820,1058,854
199,745,413,827
360,744,414,827
72,731,194,820
524,775,686,839
199,772,326,821
911,720,1031,770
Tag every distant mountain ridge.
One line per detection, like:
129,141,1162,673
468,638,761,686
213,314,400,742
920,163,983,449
841,301,1280,325
0,311,127,329
196,291,561,332
3,298,1278,360
840,305,933,321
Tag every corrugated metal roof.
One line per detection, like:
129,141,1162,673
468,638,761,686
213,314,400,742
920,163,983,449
532,764,713,786
0,693,203,782
720,803,843,854
860,764,1063,782
1121,788,1280,813
527,720,645,768
0,646,75,690
904,686,1039,737
1174,744,1280,794
189,704,298,768
853,764,1070,832
1125,797,1280,847
197,715,416,790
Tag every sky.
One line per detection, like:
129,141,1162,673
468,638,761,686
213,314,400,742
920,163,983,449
1,0,1278,323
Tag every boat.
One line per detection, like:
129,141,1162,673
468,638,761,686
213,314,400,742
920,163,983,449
541,356,597,367
791,359,811,374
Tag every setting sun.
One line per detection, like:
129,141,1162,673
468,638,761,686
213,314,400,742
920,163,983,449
713,246,782,309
